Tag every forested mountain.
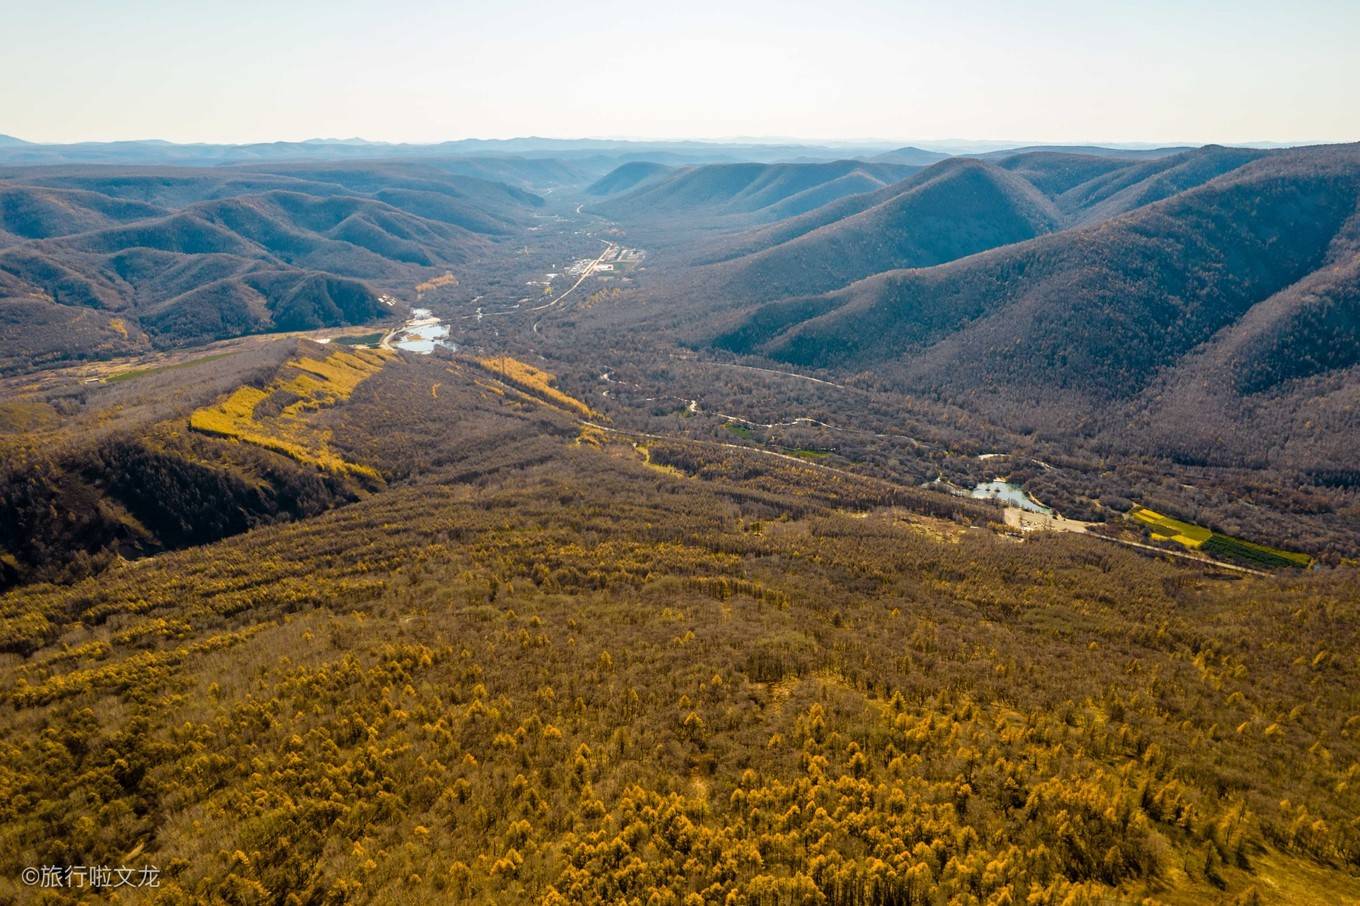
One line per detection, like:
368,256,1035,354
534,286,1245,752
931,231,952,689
664,148,1270,310
871,146,951,165
585,161,674,196
0,163,544,371
696,158,1062,302
709,144,1360,446
971,144,1194,160
1053,145,1269,224
1110,222,1360,474
992,151,1134,197
587,160,921,224
0,341,366,587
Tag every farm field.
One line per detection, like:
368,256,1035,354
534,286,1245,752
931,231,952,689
1130,506,1314,570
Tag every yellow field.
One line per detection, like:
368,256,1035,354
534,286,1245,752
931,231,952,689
189,347,390,477
1129,505,1314,569
415,271,458,293
1129,506,1213,548
476,355,593,416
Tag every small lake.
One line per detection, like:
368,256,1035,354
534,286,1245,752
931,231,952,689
971,480,1053,514
393,308,454,354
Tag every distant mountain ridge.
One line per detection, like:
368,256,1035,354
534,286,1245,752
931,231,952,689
586,160,921,224
666,147,1283,311
872,146,951,166
585,162,674,196
970,144,1195,160
0,136,907,169
0,135,1253,172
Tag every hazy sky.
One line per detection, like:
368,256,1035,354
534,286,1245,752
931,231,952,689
5,0,1358,145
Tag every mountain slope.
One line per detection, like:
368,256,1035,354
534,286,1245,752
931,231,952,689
871,146,951,165
688,177,921,265
697,147,1265,276
716,145,1360,435
0,185,169,241
585,161,674,196
702,158,1061,303
1109,221,1360,473
1055,145,1268,223
992,151,1132,197
588,160,918,223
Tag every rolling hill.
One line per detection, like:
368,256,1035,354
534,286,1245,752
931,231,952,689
992,151,1133,197
0,163,544,371
0,184,169,240
1052,145,1269,224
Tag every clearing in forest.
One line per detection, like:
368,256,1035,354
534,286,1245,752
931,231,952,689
189,346,391,477
1129,505,1313,569
475,355,594,416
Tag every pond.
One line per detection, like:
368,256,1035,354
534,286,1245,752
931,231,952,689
392,308,454,354
970,480,1053,514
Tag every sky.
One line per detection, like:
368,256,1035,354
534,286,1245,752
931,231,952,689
4,0,1359,146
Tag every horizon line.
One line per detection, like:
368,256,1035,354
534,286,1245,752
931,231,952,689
0,132,1341,151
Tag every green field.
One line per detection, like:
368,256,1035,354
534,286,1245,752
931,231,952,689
104,351,237,383
331,331,387,347
1130,505,1313,569
1202,534,1315,569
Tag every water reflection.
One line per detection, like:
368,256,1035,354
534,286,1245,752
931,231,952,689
393,308,454,354
970,480,1052,514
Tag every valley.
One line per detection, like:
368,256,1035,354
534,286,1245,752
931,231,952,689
5,151,1349,585
2,140,1358,904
